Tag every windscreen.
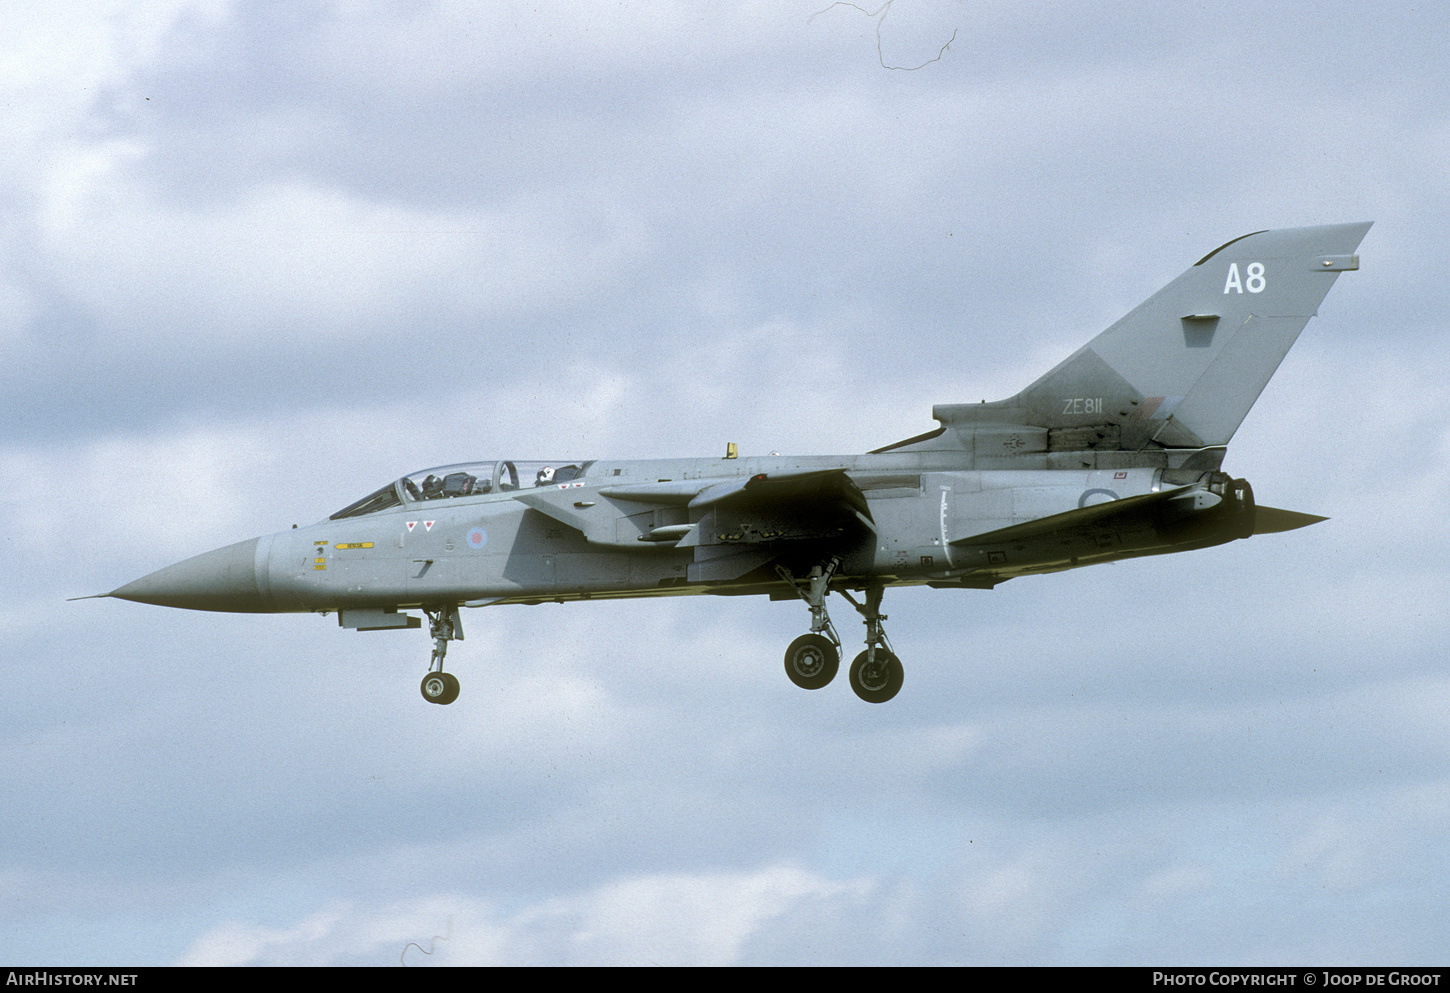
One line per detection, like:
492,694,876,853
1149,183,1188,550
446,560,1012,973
329,481,402,520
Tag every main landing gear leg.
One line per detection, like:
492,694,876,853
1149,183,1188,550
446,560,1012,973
419,605,463,705
777,558,842,690
838,584,904,703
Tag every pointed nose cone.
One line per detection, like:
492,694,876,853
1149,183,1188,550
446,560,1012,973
109,537,271,612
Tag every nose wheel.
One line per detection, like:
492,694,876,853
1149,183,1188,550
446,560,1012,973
421,670,460,705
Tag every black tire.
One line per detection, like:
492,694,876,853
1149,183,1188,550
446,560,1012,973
421,671,460,705
784,634,839,690
849,650,903,703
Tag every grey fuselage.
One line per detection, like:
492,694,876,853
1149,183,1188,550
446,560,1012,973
154,445,1228,617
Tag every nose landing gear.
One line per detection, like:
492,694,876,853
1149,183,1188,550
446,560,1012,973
420,605,463,705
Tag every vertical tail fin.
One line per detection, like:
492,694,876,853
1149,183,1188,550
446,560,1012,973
1011,222,1371,448
923,223,1371,455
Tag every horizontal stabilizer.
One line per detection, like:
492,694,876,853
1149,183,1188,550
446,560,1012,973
951,486,1191,546
1253,506,1327,534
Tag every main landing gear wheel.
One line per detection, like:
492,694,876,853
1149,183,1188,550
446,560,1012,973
849,650,903,704
784,633,839,690
421,671,460,705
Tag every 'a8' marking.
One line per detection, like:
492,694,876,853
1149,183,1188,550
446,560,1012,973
1224,262,1266,294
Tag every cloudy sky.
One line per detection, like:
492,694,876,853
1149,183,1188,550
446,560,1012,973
4,0,1449,966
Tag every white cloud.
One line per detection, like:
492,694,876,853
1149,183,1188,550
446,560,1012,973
34,172,650,350
0,2,230,185
301,0,815,95
176,865,874,965
0,1,228,92
176,902,350,967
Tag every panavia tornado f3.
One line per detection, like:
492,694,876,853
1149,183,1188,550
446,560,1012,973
95,222,1371,705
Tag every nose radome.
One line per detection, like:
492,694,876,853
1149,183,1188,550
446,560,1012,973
108,537,269,612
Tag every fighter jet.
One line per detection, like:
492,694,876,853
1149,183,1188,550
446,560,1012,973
96,222,1370,705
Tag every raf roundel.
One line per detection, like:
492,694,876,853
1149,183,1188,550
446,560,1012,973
467,527,487,549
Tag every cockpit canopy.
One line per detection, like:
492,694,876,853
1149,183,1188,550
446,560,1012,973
329,460,588,520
